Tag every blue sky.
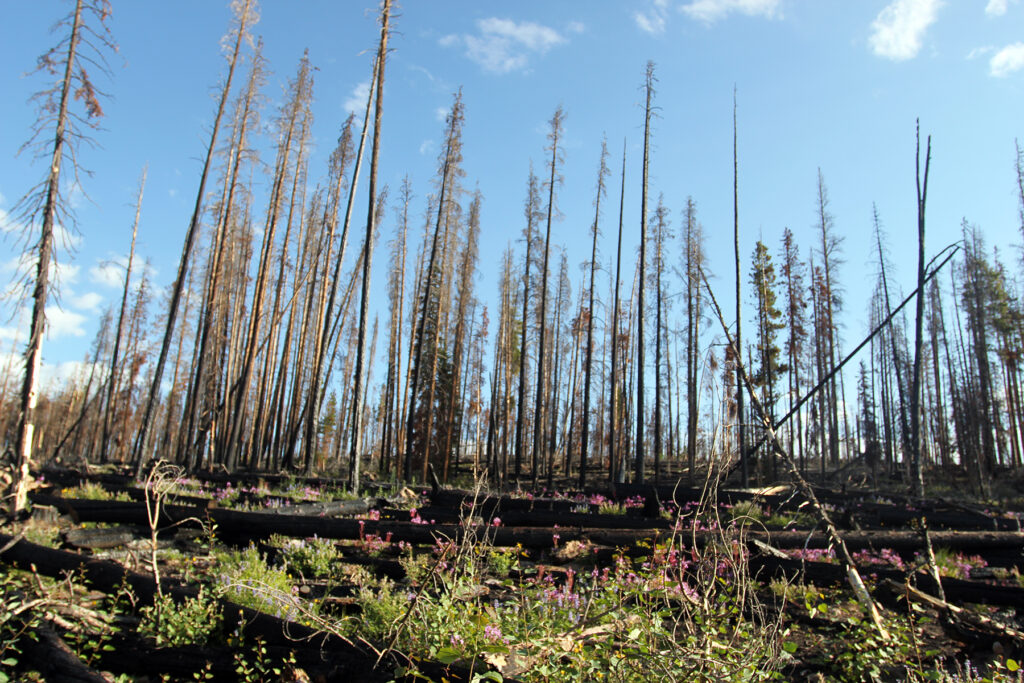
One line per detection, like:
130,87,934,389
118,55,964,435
1,0,1023,393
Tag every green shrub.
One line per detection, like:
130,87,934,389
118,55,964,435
277,536,339,579
217,545,299,620
62,482,130,501
356,578,409,640
139,587,223,647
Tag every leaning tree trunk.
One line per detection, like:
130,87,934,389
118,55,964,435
909,122,931,498
101,170,144,464
349,0,391,491
133,0,253,476
12,0,85,516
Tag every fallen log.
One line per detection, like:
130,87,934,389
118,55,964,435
62,526,140,550
748,556,1024,609
881,578,1024,642
19,618,112,683
265,498,372,517
403,505,675,530
846,501,1021,532
35,495,1024,558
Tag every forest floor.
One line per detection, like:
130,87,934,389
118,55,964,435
1,462,1024,682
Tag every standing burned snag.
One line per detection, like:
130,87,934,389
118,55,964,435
683,198,706,484
580,138,609,488
532,106,565,488
134,0,257,476
909,121,932,498
636,63,657,485
514,167,542,482
100,170,145,465
608,142,629,484
405,91,465,482
7,0,116,515
651,195,671,484
349,0,392,491
814,169,845,468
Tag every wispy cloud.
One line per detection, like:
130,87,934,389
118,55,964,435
680,0,780,24
991,42,1024,77
869,0,942,61
343,81,370,114
441,18,569,74
985,0,1018,16
635,0,670,34
409,64,437,83
966,45,994,60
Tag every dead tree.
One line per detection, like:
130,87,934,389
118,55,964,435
133,0,255,475
100,170,145,464
909,122,932,497
580,138,609,488
532,106,565,488
9,0,115,514
349,0,392,490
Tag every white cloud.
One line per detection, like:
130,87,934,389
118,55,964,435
985,0,1017,16
44,305,86,339
418,140,435,155
435,107,449,122
681,0,780,23
343,81,371,115
566,21,585,34
868,0,942,61
991,42,1024,76
442,18,567,74
70,291,103,312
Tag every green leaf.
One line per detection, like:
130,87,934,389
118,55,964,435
1008,659,1020,672
782,641,798,654
0,659,16,667
436,647,462,665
